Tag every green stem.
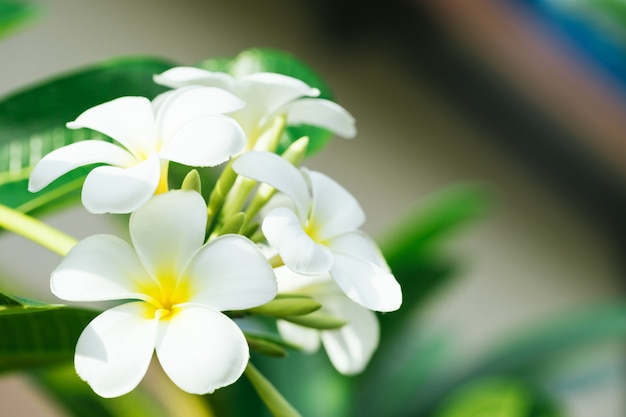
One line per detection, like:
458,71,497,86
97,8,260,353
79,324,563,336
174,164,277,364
0,204,77,256
245,362,302,417
219,177,256,222
205,161,238,236
239,136,310,233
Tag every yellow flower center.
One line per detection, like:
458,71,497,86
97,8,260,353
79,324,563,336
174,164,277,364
138,272,191,320
305,219,328,245
154,160,170,194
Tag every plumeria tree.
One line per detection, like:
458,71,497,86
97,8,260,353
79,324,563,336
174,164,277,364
5,3,617,417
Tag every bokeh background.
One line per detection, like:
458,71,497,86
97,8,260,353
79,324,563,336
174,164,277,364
0,0,625,416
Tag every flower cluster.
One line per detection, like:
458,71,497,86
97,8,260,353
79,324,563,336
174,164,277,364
29,64,402,398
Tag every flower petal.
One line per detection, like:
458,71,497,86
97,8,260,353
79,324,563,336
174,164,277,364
277,320,321,353
159,115,245,167
75,302,158,398
156,305,248,394
130,190,206,280
234,73,319,134
66,96,156,158
233,151,310,219
81,152,161,214
275,265,333,295
51,235,151,302
283,98,356,138
185,235,276,311
328,231,390,271
156,86,245,143
28,141,136,192
263,207,333,275
308,170,365,239
320,294,379,375
330,253,402,312
238,73,319,108
154,67,235,91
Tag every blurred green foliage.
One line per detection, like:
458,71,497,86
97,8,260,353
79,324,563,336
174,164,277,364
0,0,37,38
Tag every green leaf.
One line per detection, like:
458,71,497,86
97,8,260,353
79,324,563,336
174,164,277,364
197,48,337,156
0,56,175,215
0,0,38,38
0,291,22,306
380,183,490,267
433,377,562,417
360,302,626,417
0,291,97,371
377,183,490,334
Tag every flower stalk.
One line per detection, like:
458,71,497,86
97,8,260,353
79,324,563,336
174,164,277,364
209,115,289,239
0,204,77,256
245,362,303,417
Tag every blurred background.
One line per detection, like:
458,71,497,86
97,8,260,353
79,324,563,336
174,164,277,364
0,0,625,416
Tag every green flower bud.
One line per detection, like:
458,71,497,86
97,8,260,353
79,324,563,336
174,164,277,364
283,311,347,330
248,296,321,317
181,169,201,193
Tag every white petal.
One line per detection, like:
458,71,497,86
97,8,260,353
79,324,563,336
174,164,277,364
330,253,402,312
156,86,245,142
67,96,156,158
81,153,161,214
75,302,158,398
130,190,206,280
308,170,365,239
320,294,379,375
233,151,310,219
238,73,319,107
283,98,356,138
234,73,318,134
185,234,276,311
156,305,248,394
150,90,175,115
275,265,333,295
154,67,235,91
277,320,321,353
51,235,151,302
263,207,333,275
159,115,245,167
28,141,136,192
328,231,390,271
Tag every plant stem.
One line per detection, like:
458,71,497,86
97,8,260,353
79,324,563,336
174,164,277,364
0,204,77,256
245,362,302,417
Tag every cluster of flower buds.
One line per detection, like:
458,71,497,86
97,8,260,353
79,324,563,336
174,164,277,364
28,65,402,398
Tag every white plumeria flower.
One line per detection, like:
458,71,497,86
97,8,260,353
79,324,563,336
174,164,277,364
233,151,402,312
29,86,246,214
50,190,277,397
154,67,356,148
275,266,379,375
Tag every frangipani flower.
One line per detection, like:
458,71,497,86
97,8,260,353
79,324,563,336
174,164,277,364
154,67,356,149
233,151,402,312
275,266,379,375
29,86,246,213
50,190,277,397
